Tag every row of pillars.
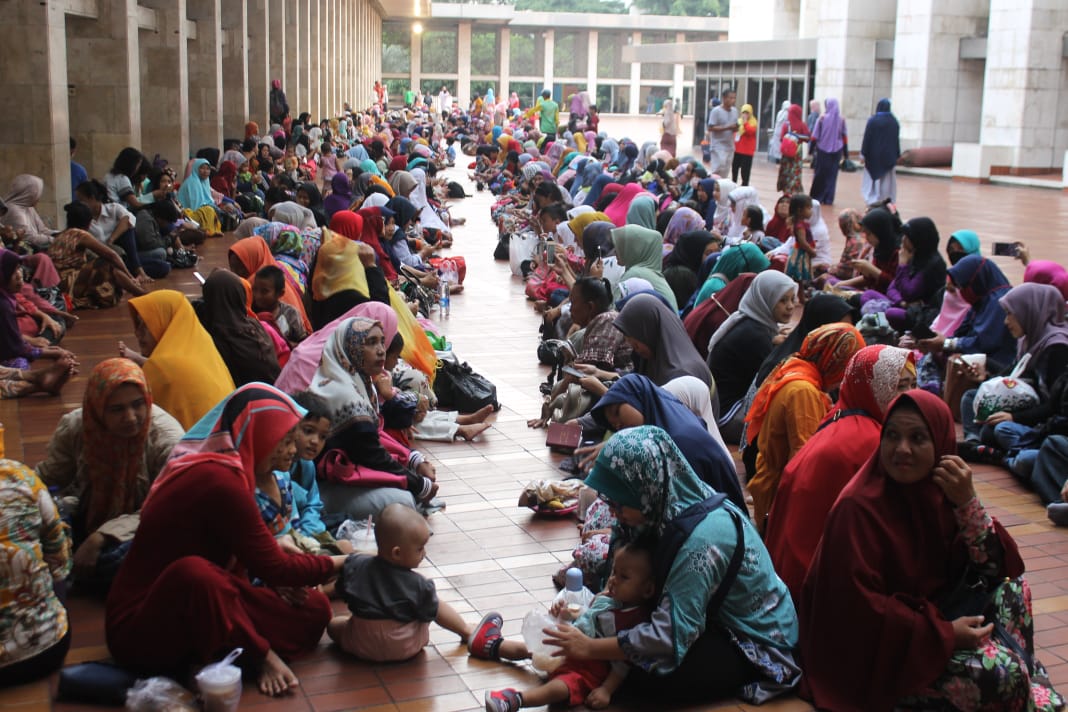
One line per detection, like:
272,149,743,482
0,0,383,225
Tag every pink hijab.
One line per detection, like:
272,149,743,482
1024,260,1068,301
603,184,650,227
274,302,398,394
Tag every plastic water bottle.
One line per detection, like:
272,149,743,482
440,278,450,318
552,568,595,623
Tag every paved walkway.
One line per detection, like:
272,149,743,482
2,158,1068,711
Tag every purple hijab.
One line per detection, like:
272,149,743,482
1000,282,1068,362
813,98,846,153
323,173,354,219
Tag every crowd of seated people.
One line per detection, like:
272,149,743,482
1,87,1066,712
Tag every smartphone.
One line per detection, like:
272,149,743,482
193,271,206,285
546,241,556,264
992,241,1019,257
911,322,935,340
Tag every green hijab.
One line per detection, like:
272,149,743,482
359,158,382,178
712,243,770,282
626,195,658,231
612,225,678,310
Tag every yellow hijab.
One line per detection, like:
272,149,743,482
311,231,437,379
128,290,235,429
739,103,758,129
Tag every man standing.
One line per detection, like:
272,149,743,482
537,90,559,143
705,88,738,177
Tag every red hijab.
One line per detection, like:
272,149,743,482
799,390,1024,711
356,207,398,281
683,272,756,360
211,160,237,197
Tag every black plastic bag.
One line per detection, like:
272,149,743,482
434,359,500,413
493,233,511,261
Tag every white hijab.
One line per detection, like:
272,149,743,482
409,168,449,234
663,376,731,460
727,186,760,240
707,270,797,353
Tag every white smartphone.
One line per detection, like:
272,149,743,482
193,271,206,285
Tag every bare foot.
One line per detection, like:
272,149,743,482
449,283,464,294
420,481,440,504
36,359,75,395
456,423,491,441
458,404,495,425
118,341,147,366
257,649,299,696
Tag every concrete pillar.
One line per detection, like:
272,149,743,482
542,29,554,91
813,0,898,147
977,0,1068,170
731,0,801,41
672,32,685,109
282,0,298,115
221,0,249,138
586,30,598,100
0,0,72,225
139,0,188,168
268,0,285,122
66,0,143,178
411,27,422,96
498,28,510,99
248,0,270,129
188,0,224,151
891,0,988,150
457,21,472,109
317,0,327,119
629,32,641,116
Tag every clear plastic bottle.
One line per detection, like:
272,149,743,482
440,278,451,317
552,568,595,623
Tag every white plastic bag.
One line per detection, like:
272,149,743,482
509,232,539,277
522,610,564,674
336,517,377,555
600,256,625,290
125,677,197,711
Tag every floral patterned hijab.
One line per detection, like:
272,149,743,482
308,317,382,435
82,358,155,533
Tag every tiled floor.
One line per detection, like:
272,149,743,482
3,155,1068,711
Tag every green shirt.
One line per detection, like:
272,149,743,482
539,99,559,134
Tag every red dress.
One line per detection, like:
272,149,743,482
106,463,335,672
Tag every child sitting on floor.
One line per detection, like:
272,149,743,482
329,503,474,662
475,536,657,711
252,264,308,344
286,391,349,554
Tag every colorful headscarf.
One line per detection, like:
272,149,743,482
308,317,382,435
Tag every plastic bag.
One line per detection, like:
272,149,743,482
509,231,539,277
336,516,378,555
125,677,197,711
433,358,499,413
522,610,564,673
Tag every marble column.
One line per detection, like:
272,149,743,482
978,0,1068,170
891,0,988,150
284,0,299,114
813,0,898,147
188,0,223,150
268,0,286,120
629,32,641,116
410,28,423,97
139,0,189,168
66,0,142,178
498,28,510,99
542,29,554,92
457,21,472,109
247,0,270,129
0,0,71,225
586,30,598,101
221,0,249,138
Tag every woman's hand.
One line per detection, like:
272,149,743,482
851,259,879,279
544,623,594,659
72,531,107,578
932,455,976,507
917,333,946,354
1013,243,1030,266
118,341,146,366
574,441,606,473
371,371,394,399
277,536,303,555
579,376,609,397
981,411,1013,426
951,616,994,650
588,258,604,280
356,242,377,267
39,314,62,336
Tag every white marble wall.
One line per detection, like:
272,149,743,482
891,0,988,150
979,0,1068,169
728,0,801,42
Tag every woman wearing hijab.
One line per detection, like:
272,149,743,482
959,282,1068,458
613,293,710,389
731,104,757,186
695,178,719,231
269,78,289,123
194,270,280,386
664,230,718,274
808,98,848,205
106,384,346,697
659,98,681,157
296,182,328,227
776,104,810,195
254,222,309,293
309,220,391,330
919,254,1016,377
683,272,758,360
122,290,235,429
589,375,744,509
764,345,916,601
210,160,238,200
663,207,706,247
309,317,438,519
176,158,222,235
611,226,678,310
927,228,984,338
860,216,946,332
36,359,184,589
549,426,799,704
768,101,790,164
1,174,55,249
745,322,864,533
800,390,1062,712
860,99,901,206
229,236,313,332
324,173,354,220
692,243,770,306
625,194,657,230
602,184,648,227
838,206,901,294
707,271,798,441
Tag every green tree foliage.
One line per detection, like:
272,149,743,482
628,0,727,15
515,0,626,12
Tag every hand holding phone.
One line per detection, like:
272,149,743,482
992,241,1019,257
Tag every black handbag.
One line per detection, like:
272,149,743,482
58,661,140,705
434,359,500,413
493,233,511,261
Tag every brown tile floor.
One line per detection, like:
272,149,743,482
2,158,1068,711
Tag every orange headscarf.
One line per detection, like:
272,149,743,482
228,236,311,332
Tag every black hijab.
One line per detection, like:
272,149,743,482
861,207,901,262
902,216,947,299
664,230,717,272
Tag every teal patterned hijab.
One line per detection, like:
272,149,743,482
586,425,714,536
